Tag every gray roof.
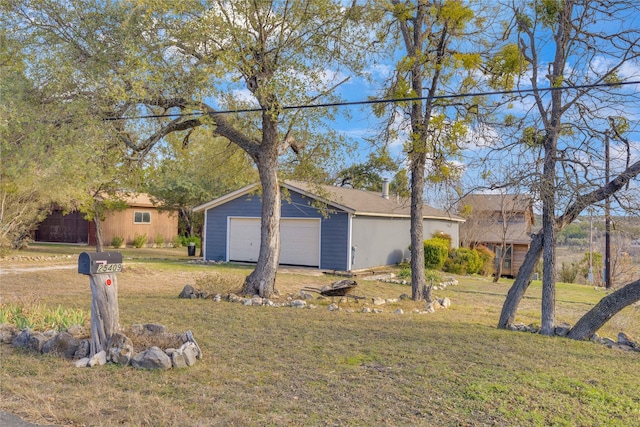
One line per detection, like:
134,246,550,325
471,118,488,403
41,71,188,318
194,180,464,222
459,193,534,245
460,193,533,214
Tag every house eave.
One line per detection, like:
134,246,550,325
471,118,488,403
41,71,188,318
353,212,465,222
193,183,260,212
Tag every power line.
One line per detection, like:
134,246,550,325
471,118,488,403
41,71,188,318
104,80,640,121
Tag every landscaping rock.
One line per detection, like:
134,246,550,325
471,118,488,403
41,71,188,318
42,331,79,359
107,332,135,365
372,297,385,306
554,322,572,337
75,357,90,368
131,346,172,370
170,349,188,368
291,300,307,308
438,297,451,309
180,341,199,367
74,339,91,359
300,291,315,300
178,285,197,299
28,333,47,353
89,350,107,367
0,324,19,344
617,332,638,349
12,328,32,348
66,325,88,339
327,303,339,311
185,330,202,359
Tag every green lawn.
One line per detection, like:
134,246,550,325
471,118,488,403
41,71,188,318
1,244,638,426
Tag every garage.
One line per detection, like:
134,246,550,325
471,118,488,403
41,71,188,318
228,217,320,267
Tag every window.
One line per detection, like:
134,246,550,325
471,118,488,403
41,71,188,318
134,211,151,224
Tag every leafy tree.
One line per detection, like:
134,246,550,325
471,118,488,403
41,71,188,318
389,169,411,198
492,1,640,335
3,1,377,297
144,130,257,240
336,149,397,191
378,0,493,301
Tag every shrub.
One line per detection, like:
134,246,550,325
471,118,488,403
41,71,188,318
132,233,147,248
444,247,482,275
558,261,579,283
397,265,411,280
425,269,442,284
423,238,449,270
432,232,452,248
171,236,182,248
179,235,200,248
154,233,165,247
111,236,125,248
475,245,495,276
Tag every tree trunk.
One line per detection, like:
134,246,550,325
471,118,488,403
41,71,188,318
89,273,120,356
540,210,557,336
498,161,640,330
410,155,427,301
567,279,640,341
493,244,505,283
498,232,543,329
540,128,558,336
94,215,104,253
243,150,281,298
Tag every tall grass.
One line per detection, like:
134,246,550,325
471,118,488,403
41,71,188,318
0,302,87,331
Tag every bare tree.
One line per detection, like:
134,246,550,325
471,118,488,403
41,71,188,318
483,1,640,334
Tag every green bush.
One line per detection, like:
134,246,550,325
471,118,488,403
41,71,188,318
475,245,495,276
171,236,182,248
423,238,449,270
444,247,482,275
111,236,125,248
132,233,147,248
179,235,200,248
154,233,165,247
558,261,579,283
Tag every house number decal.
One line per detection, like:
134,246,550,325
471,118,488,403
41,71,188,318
95,263,123,273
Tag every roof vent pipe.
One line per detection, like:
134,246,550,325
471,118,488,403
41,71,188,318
382,178,390,199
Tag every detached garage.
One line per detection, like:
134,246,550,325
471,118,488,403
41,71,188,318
228,217,320,267
193,181,464,271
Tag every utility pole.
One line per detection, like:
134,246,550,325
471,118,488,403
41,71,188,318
588,208,593,286
605,130,612,289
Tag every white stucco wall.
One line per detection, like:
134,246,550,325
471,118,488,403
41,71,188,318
350,216,460,271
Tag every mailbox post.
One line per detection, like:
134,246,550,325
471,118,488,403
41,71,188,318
78,252,123,356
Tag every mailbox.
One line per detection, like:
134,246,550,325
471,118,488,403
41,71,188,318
78,251,123,275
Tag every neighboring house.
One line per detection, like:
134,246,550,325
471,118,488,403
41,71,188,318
459,194,534,277
35,194,178,247
193,180,464,271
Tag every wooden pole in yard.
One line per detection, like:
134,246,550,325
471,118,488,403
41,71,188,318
89,273,120,356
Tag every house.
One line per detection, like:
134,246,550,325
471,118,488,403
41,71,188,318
35,194,178,247
459,193,534,277
193,180,464,271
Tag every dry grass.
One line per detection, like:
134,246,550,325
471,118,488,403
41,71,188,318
1,244,639,426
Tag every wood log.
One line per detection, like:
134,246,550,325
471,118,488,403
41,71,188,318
89,273,120,356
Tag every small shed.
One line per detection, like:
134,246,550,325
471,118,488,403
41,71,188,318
193,181,464,271
35,194,178,247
